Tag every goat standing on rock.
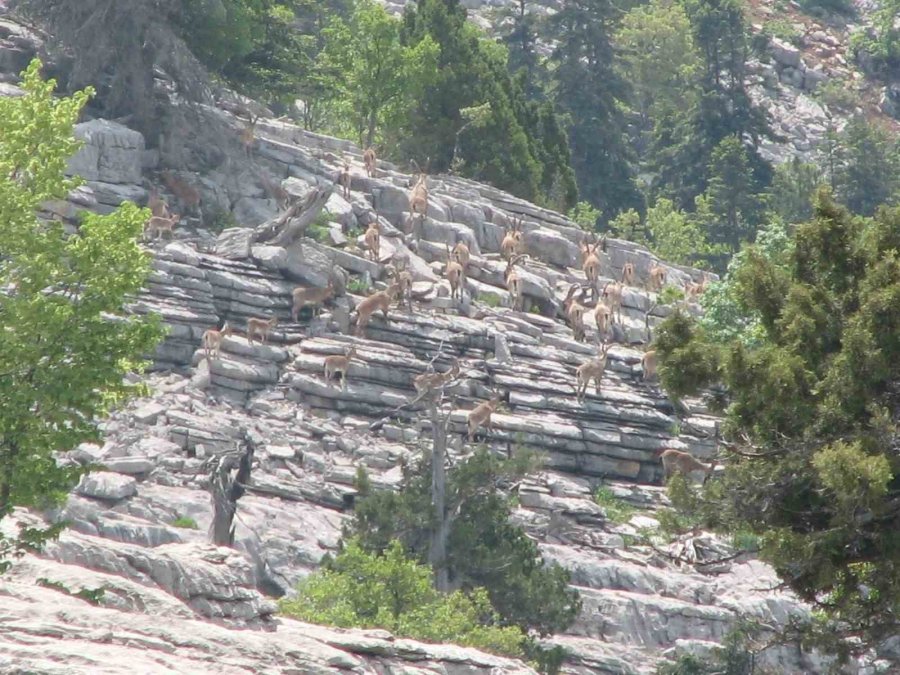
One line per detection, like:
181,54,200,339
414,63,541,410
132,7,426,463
575,343,611,402
658,448,716,485
467,392,506,442
324,345,358,391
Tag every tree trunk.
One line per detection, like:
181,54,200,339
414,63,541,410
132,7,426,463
208,431,257,547
428,402,451,593
365,111,378,150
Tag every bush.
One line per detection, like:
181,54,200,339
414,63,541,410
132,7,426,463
280,538,525,657
594,486,638,524
170,517,199,529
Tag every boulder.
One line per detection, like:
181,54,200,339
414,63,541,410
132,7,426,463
68,119,145,184
77,472,137,501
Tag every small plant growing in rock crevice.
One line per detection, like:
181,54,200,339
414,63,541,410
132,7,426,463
594,486,639,524
170,516,199,529
347,277,370,294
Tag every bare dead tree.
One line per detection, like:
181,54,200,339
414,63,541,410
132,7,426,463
251,186,332,247
428,397,454,593
208,429,258,547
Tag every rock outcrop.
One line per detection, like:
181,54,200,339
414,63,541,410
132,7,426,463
0,12,895,675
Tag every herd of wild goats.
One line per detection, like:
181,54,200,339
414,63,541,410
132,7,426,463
140,119,715,483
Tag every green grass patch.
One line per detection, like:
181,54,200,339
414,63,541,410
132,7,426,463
170,516,199,529
478,292,503,308
347,277,370,294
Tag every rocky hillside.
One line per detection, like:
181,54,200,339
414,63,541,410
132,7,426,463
0,13,897,675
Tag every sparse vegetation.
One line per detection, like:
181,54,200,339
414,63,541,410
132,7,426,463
170,516,199,530
478,292,503,308
37,578,106,605
594,486,638,524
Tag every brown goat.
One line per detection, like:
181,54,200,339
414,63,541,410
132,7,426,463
292,281,335,322
338,163,352,200
363,147,377,178
445,244,465,303
580,237,603,288
563,285,587,342
201,322,233,361
247,316,278,345
648,264,667,293
354,283,399,337
364,221,381,262
324,345,358,391
505,253,529,311
594,301,613,340
387,258,413,310
601,281,625,325
413,359,461,395
621,261,636,286
451,238,471,270
240,114,258,158
147,188,170,219
467,393,504,442
575,343,611,401
144,213,180,241
659,448,716,484
161,171,201,215
641,349,658,381
501,216,525,260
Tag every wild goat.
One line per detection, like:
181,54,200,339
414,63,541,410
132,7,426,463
201,322,232,361
563,284,587,342
685,273,710,303
580,236,603,289
414,359,461,394
621,261,635,286
641,349,657,381
259,172,291,211
247,316,278,345
505,253,528,311
467,392,504,442
161,171,201,215
408,164,429,222
601,281,624,325
659,448,716,485
292,281,335,322
324,345,357,391
648,264,666,293
386,257,413,310
240,113,258,158
364,221,381,262
363,147,377,178
451,237,471,270
575,343,611,402
354,283,399,337
501,216,525,260
338,163,352,200
445,244,465,303
144,213,180,241
147,188,170,219
594,301,613,340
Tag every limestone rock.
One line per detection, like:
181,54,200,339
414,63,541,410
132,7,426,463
68,119,145,184
76,472,137,501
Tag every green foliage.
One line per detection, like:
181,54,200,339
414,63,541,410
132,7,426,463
308,211,333,244
796,0,855,17
396,0,577,210
0,60,164,572
478,292,502,308
594,486,638,524
547,0,643,218
654,190,900,650
699,218,794,345
826,116,899,217
759,18,802,46
769,158,824,224
36,577,106,606
849,0,900,75
317,0,439,147
646,198,719,266
347,278,370,294
567,201,601,232
657,620,767,674
608,209,646,244
814,78,861,112
280,538,526,656
652,312,721,401
348,448,581,636
170,517,199,529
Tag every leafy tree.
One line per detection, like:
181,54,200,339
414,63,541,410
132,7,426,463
828,115,899,217
348,447,581,636
654,189,900,651
546,0,643,219
568,201,602,231
0,60,163,571
317,0,439,147
645,198,717,266
616,0,701,136
501,0,543,99
280,538,526,656
398,0,576,209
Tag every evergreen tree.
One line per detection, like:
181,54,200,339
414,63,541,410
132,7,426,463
546,0,643,219
347,447,581,636
769,157,824,224
829,115,899,216
654,190,900,652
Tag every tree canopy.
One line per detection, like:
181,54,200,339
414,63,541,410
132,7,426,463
0,59,163,570
654,189,900,652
